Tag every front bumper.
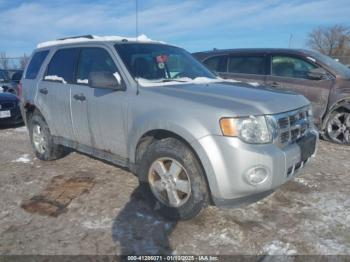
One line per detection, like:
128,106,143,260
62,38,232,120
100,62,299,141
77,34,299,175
191,129,318,207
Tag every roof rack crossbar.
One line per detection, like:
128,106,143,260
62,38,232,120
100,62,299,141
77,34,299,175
57,35,94,41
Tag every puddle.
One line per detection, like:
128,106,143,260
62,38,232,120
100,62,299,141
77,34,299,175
21,175,95,217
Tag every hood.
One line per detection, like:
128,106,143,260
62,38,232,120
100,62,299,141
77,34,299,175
144,82,310,116
0,92,19,102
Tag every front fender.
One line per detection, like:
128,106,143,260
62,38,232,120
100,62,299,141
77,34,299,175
127,109,212,163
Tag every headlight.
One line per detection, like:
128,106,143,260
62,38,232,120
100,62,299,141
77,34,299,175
220,116,272,144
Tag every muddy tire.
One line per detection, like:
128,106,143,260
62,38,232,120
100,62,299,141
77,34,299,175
137,137,209,220
325,109,350,145
28,112,68,160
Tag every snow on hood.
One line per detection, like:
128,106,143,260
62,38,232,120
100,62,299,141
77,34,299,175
137,77,241,87
37,34,164,48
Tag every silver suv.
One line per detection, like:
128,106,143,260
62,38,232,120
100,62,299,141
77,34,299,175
20,35,318,220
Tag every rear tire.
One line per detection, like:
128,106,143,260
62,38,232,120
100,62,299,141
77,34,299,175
28,112,68,160
137,137,209,220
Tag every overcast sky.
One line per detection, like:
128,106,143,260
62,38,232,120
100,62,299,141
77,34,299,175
0,0,349,57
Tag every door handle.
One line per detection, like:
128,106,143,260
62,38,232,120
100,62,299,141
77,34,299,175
39,88,48,95
73,94,86,101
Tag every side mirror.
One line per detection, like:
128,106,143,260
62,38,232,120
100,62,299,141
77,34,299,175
89,71,123,90
307,68,327,80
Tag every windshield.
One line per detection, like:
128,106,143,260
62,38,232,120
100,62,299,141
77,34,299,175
115,43,216,82
306,50,350,79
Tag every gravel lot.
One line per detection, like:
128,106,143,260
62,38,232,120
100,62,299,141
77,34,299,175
0,125,349,256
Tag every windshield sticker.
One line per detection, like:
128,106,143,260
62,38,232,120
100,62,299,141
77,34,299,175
156,55,168,63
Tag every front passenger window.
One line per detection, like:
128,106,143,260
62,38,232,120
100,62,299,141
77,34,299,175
271,56,318,80
77,48,117,85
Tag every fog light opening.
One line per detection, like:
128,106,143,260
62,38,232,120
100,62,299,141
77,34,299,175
245,167,269,185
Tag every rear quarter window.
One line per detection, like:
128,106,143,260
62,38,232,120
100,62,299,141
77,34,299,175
25,50,49,79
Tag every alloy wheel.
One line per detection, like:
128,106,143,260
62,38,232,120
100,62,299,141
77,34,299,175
148,157,191,208
327,112,350,144
32,124,47,154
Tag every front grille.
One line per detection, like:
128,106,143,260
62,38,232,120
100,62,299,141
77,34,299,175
272,107,311,146
0,101,15,110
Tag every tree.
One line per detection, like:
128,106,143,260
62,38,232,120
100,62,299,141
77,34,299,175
19,53,30,69
0,52,9,70
307,25,350,58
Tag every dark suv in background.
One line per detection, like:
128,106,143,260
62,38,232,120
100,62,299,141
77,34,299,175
0,69,23,95
194,49,350,145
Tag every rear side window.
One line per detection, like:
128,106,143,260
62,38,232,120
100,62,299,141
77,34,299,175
76,48,117,84
45,48,79,84
203,56,227,72
25,50,49,79
228,56,265,75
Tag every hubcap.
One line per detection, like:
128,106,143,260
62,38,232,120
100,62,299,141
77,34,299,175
327,112,350,144
148,158,191,208
32,124,47,154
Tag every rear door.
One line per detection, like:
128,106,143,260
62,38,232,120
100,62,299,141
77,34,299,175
72,46,128,157
265,54,333,124
208,53,267,85
37,48,79,140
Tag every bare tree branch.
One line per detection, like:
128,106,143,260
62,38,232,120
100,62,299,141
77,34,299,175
0,52,9,70
307,25,350,60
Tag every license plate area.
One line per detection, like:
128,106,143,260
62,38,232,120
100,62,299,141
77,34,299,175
297,134,316,162
0,110,11,118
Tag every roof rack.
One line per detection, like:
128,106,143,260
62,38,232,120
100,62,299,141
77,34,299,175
57,35,94,41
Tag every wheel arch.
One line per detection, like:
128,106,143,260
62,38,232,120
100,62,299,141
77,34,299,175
322,97,350,130
133,128,215,205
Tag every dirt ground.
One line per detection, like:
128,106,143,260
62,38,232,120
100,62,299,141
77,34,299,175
0,125,349,256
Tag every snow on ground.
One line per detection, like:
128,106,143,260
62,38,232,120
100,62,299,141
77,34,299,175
263,240,297,255
294,177,318,189
82,217,113,230
15,126,27,133
12,154,31,163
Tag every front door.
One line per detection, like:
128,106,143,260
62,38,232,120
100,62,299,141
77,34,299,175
72,46,128,158
265,54,333,125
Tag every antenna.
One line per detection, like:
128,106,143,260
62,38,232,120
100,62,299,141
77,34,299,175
288,34,293,48
136,0,139,40
135,0,140,95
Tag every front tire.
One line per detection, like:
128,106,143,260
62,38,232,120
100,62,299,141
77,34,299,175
29,113,68,160
137,138,209,220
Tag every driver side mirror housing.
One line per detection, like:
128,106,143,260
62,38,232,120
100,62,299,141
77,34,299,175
307,68,327,80
89,71,123,90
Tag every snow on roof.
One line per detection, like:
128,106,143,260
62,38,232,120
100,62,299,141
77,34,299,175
37,34,164,48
